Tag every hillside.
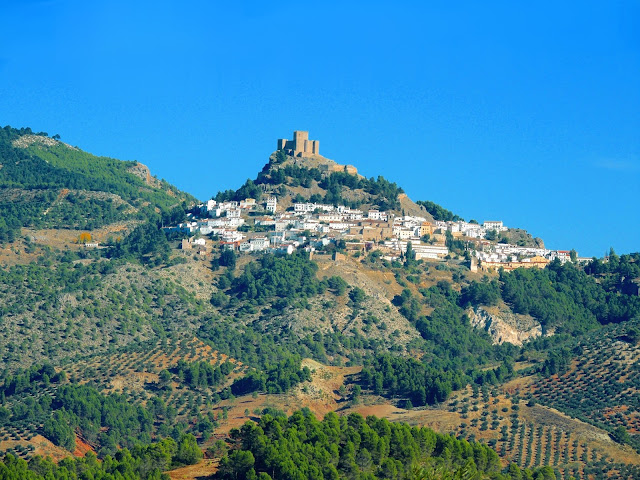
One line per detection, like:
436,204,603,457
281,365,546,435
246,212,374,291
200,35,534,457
0,125,195,244
1,126,640,479
216,149,434,219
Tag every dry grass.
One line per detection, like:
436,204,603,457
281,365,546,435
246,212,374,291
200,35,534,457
166,460,219,480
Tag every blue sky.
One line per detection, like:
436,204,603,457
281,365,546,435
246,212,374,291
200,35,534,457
1,1,638,257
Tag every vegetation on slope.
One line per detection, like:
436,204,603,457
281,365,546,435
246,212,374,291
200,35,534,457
0,436,201,480
0,247,206,370
216,409,557,480
0,125,193,242
358,271,517,407
215,150,405,210
416,199,463,222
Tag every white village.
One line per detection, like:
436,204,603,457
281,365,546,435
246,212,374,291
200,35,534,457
162,132,583,271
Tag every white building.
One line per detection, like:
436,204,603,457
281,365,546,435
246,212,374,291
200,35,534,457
383,240,449,259
413,244,449,259
250,237,269,251
239,241,252,253
484,220,507,232
460,222,484,238
221,231,245,243
265,197,277,213
319,213,343,222
294,203,334,213
434,221,448,230
328,221,352,232
275,218,295,232
295,219,320,231
199,199,217,215
397,228,415,240
368,210,388,221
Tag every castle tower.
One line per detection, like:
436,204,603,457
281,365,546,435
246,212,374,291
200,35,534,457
293,131,308,154
276,131,320,158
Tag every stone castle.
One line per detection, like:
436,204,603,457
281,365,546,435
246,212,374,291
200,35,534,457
277,131,319,158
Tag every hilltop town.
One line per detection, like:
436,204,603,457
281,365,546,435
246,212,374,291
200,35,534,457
163,131,584,271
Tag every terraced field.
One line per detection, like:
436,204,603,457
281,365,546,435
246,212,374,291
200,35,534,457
0,337,246,460
531,321,640,440
350,377,640,480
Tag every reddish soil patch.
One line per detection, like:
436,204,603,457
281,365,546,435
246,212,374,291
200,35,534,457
22,434,72,462
73,435,95,457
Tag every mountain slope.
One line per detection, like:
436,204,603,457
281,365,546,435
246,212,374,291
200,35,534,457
2,126,640,479
0,126,195,242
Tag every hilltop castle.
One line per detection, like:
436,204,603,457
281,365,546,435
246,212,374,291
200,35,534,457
277,131,319,158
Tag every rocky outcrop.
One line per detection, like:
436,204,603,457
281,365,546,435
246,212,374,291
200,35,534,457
12,134,78,150
127,162,158,186
468,305,542,346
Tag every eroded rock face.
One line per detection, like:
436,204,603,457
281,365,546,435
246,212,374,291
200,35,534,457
127,162,154,185
468,305,543,346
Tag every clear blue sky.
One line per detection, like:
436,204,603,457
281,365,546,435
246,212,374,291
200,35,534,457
1,1,638,257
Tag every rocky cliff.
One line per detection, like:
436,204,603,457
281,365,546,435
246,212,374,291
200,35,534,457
468,305,543,346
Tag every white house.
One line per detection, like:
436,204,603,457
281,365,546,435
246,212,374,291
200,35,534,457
221,231,245,243
295,219,320,231
484,220,507,231
434,220,448,230
328,221,351,231
413,244,449,259
368,210,388,221
398,228,415,240
249,237,269,251
294,203,334,213
319,213,343,222
275,218,295,232
265,197,277,213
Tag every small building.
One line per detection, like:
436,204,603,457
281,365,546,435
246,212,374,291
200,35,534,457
249,237,269,251
368,210,388,221
484,220,507,232
319,213,343,222
419,222,434,237
239,198,256,209
265,197,277,213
